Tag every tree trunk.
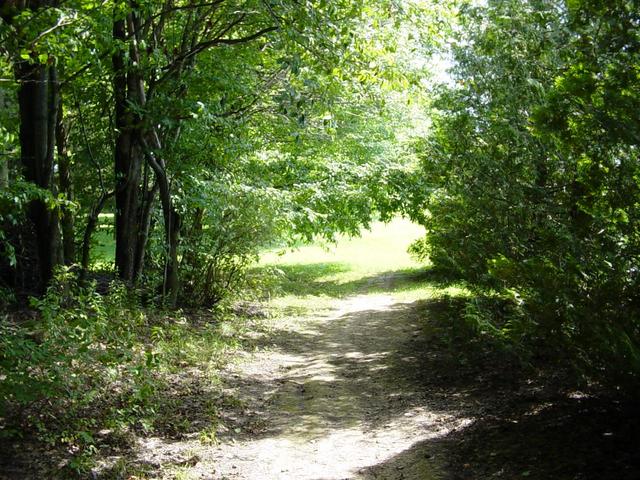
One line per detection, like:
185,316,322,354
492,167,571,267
113,9,182,301
133,180,159,281
113,16,144,282
166,208,181,305
0,89,9,174
141,138,180,306
15,60,62,292
56,94,75,265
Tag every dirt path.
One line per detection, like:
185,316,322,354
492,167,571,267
137,273,472,479
101,267,640,480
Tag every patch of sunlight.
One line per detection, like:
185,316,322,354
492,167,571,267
343,351,390,360
269,295,337,312
207,408,472,480
337,293,395,314
307,372,337,382
257,217,480,319
261,217,425,277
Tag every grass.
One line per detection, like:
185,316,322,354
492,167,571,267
90,213,115,266
90,216,470,307
90,215,470,303
258,217,472,313
92,229,115,265
261,217,425,275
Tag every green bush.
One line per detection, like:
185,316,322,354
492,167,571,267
0,268,160,472
414,0,640,387
178,178,286,306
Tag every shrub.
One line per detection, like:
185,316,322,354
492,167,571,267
0,269,160,472
178,178,286,307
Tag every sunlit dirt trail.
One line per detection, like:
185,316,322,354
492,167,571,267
137,273,472,479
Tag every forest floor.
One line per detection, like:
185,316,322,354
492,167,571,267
3,219,640,479
132,273,468,480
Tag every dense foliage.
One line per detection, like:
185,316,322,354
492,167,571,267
1,269,245,473
0,0,431,302
414,0,640,384
0,1,436,471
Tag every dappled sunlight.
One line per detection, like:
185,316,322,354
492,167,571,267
259,219,435,304
202,406,470,480
172,291,474,479
113,286,478,479
263,262,472,311
336,293,395,314
3,0,638,476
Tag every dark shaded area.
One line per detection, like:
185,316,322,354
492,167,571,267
446,395,640,480
357,392,640,480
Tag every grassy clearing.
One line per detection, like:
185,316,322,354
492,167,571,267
89,216,472,311
259,217,472,313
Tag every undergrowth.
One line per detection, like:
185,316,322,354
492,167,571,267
0,267,246,476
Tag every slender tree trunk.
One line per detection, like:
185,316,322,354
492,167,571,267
141,138,180,306
0,152,12,287
133,180,159,281
116,8,182,302
167,208,180,304
48,69,63,269
56,94,75,265
0,87,9,182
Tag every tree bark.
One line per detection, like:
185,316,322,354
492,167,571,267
113,8,182,302
141,137,180,306
56,94,75,265
15,59,62,292
113,15,144,282
133,180,159,281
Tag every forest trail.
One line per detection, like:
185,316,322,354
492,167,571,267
125,220,478,479
136,270,470,480
202,273,469,479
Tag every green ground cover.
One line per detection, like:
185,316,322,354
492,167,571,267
260,217,471,312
